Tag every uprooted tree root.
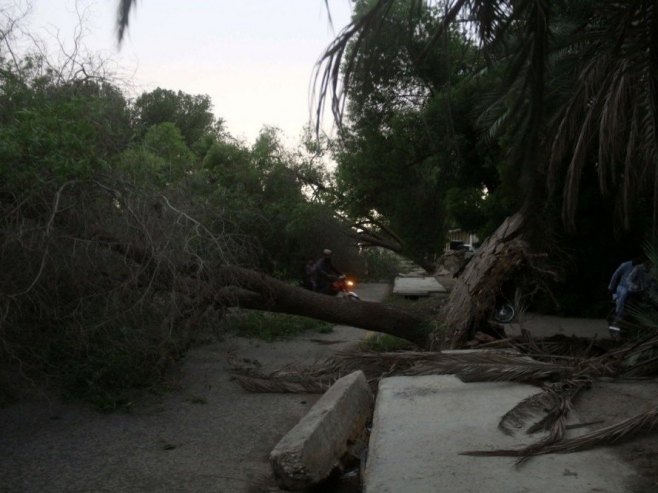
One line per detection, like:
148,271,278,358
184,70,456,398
437,213,562,349
230,332,658,462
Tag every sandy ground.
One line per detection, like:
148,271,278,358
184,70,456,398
0,283,390,493
2,281,657,492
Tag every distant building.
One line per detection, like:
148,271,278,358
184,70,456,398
445,229,479,252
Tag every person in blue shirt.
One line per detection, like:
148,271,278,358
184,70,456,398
608,255,646,336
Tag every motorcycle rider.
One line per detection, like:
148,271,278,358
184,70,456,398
314,249,343,294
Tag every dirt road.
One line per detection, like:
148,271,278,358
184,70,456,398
0,283,390,493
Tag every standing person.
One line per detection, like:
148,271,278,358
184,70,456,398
314,249,343,294
608,255,645,336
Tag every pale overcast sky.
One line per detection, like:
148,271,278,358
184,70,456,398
24,0,353,144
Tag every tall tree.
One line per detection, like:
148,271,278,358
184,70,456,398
332,1,506,268
133,87,221,147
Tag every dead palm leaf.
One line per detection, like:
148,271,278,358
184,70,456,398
496,379,590,437
463,407,658,461
232,375,331,394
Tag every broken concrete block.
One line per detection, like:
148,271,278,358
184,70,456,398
270,370,373,491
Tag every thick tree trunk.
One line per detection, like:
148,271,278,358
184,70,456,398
215,266,429,346
437,213,529,348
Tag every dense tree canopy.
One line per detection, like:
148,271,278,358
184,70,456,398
332,2,510,266
0,14,365,406
133,87,222,147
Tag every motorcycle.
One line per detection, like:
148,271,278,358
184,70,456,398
327,275,361,301
300,274,361,301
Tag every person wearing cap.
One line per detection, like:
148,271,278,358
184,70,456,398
314,249,343,294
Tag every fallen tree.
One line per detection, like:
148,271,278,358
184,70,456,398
0,174,535,409
95,227,430,346
96,210,535,350
91,192,529,350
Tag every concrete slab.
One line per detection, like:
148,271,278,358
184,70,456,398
365,375,636,493
393,276,447,296
270,370,373,490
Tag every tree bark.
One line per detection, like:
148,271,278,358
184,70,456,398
217,266,429,345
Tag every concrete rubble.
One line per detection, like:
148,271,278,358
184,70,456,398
393,276,447,297
270,370,373,491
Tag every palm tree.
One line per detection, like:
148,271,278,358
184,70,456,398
314,0,658,230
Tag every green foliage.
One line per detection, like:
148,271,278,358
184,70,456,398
133,87,221,147
53,323,186,412
200,127,364,278
221,310,333,342
362,249,402,282
333,1,507,263
360,333,414,352
0,66,131,189
0,32,364,411
115,123,196,186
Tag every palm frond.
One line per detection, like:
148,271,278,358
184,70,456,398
454,360,571,383
498,387,559,436
230,359,344,393
116,0,137,43
231,349,576,394
464,407,658,460
548,0,658,229
232,374,331,394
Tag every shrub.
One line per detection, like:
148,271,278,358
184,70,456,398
221,310,333,342
360,333,414,352
362,249,402,282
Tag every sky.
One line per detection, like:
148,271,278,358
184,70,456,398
21,0,354,145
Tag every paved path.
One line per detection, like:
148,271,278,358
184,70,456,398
366,375,643,493
506,313,610,339
392,276,446,296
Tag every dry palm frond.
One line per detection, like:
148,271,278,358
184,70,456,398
522,379,589,449
454,362,570,384
498,388,559,436
615,333,658,377
230,359,344,394
333,348,570,381
231,349,576,394
232,375,331,394
464,407,658,461
519,335,610,360
498,379,585,438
